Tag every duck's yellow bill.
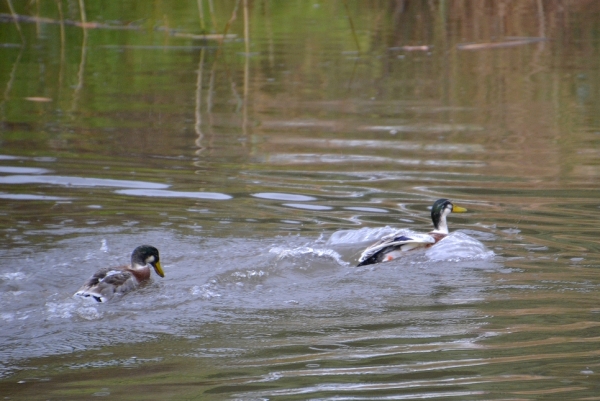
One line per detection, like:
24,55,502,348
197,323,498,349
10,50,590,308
153,261,165,277
452,205,467,213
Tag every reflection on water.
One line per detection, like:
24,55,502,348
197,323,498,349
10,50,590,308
115,189,232,200
2,0,600,400
0,174,169,188
252,192,317,201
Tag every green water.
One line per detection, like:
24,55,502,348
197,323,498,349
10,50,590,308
1,1,600,399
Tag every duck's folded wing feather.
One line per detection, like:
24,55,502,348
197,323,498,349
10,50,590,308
74,268,135,302
358,233,435,265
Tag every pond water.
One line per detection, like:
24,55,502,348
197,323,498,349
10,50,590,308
1,1,600,399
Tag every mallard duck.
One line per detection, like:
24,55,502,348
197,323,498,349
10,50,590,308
74,245,164,302
357,199,467,266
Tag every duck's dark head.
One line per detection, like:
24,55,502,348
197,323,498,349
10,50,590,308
430,199,467,233
131,245,164,277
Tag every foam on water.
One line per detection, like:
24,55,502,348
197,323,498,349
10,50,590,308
327,226,399,245
0,272,27,281
269,245,349,267
426,231,495,262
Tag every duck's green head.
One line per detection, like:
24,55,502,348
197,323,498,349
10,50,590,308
132,245,164,277
431,199,467,231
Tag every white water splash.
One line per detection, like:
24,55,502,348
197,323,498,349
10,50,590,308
0,272,27,281
190,283,222,300
326,226,399,245
269,246,349,266
45,301,76,319
46,301,103,321
426,232,494,262
76,306,103,321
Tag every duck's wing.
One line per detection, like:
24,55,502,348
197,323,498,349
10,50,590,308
74,267,137,303
357,232,435,266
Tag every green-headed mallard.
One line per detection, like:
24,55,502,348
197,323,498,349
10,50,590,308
357,199,467,266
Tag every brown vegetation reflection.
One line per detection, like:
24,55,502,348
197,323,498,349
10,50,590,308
0,1,599,182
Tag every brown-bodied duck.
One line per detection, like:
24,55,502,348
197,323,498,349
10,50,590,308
74,245,164,302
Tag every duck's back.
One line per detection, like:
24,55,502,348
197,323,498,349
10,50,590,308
74,266,137,303
357,233,437,266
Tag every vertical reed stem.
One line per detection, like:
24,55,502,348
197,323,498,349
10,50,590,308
6,0,25,43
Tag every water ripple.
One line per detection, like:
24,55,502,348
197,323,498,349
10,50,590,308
0,175,169,189
115,189,232,200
